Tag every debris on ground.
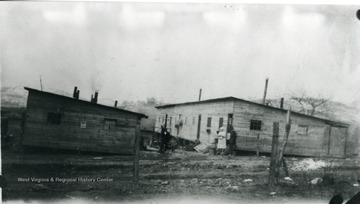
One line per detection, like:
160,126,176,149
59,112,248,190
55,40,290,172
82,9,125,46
161,181,169,185
270,192,277,196
184,141,201,151
284,177,292,181
353,184,359,187
194,143,210,153
225,185,240,191
243,179,253,182
311,178,323,185
65,194,76,199
93,157,103,160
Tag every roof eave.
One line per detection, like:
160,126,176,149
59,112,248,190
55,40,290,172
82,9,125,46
24,87,148,118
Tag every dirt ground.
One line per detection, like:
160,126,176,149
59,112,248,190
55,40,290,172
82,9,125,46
2,147,360,204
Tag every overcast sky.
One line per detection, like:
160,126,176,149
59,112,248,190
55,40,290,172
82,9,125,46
1,2,360,106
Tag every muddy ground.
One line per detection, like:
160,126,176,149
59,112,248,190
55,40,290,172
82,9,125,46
2,147,360,203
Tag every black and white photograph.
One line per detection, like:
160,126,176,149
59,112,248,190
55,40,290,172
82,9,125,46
1,1,360,203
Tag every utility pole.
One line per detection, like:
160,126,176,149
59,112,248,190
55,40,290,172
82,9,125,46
198,88,202,101
39,75,43,91
262,78,269,105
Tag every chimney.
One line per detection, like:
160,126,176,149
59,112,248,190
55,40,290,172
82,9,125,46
76,90,80,99
73,87,78,98
262,78,269,105
114,100,118,107
280,98,284,109
90,94,93,102
199,88,202,101
94,91,98,104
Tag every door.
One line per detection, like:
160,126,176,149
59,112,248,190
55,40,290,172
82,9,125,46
226,114,233,139
196,114,201,140
328,126,346,157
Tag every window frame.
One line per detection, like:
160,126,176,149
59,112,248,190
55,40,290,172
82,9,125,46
219,117,224,129
104,118,117,131
207,117,212,128
297,125,309,136
250,120,262,131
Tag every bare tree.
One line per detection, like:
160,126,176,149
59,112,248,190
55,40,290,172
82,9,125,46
288,90,332,117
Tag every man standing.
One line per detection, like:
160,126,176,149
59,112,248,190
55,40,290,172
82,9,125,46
158,126,166,153
229,125,237,156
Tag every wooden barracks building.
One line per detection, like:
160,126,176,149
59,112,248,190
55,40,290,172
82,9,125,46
155,97,350,157
22,87,147,154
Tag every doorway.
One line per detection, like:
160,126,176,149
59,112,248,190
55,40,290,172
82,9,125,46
196,114,201,140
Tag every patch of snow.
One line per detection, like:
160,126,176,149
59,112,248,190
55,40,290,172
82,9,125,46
291,158,329,171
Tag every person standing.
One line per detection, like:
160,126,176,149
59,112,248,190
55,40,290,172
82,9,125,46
164,130,171,152
217,127,227,155
229,125,237,156
158,126,166,153
169,134,178,153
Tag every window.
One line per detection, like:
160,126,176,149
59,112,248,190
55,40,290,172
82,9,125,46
158,116,161,123
192,117,196,125
250,120,262,131
297,125,308,135
104,118,117,130
207,117,212,127
219,117,224,129
169,117,172,127
184,117,187,125
47,112,62,124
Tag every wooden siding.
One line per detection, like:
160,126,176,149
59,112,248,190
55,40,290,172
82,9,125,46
233,100,347,157
22,91,141,154
155,101,234,144
155,98,348,157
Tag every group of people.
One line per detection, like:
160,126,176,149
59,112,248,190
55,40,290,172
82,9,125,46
157,124,237,155
212,125,237,155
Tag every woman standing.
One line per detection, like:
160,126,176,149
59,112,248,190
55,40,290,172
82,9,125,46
217,127,227,155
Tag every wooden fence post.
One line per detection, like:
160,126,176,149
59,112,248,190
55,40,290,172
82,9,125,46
269,122,280,185
256,133,260,157
269,109,292,186
277,109,291,173
133,122,140,182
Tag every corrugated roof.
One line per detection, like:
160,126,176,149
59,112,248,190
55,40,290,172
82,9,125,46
24,87,147,118
155,96,349,127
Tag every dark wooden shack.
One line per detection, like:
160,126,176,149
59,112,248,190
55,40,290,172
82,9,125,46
22,87,147,154
155,97,350,157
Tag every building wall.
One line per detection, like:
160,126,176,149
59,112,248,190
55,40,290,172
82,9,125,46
155,101,234,144
23,91,140,154
233,100,347,157
155,99,348,157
